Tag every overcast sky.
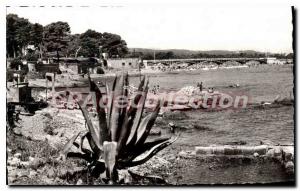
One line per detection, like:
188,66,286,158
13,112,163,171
6,5,293,53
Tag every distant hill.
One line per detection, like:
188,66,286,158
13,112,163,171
129,48,266,56
127,48,292,60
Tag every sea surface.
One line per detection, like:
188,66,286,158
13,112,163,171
127,65,295,147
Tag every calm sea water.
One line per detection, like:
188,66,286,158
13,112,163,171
127,65,294,147
129,65,294,104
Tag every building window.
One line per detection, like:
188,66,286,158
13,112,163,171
122,62,125,66
129,62,132,66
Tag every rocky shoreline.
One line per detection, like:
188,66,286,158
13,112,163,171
7,107,295,185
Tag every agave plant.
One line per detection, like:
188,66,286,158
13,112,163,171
62,73,177,183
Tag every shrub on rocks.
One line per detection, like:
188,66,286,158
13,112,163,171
285,161,294,175
76,179,83,185
30,158,45,170
43,122,56,136
14,153,22,158
13,128,22,136
8,157,21,167
17,170,30,178
47,168,56,178
57,168,68,179
20,161,30,168
29,171,38,177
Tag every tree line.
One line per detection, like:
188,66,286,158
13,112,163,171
7,14,293,62
6,14,128,60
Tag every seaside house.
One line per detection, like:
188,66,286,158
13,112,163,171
107,58,141,69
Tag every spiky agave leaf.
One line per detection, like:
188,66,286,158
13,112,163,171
72,142,80,148
139,137,171,152
127,76,146,117
138,76,146,91
78,103,102,150
67,132,105,176
78,131,89,152
110,74,126,141
126,80,149,146
135,100,161,146
117,137,170,167
113,76,147,157
89,80,110,144
79,131,101,159
117,75,148,157
107,76,117,130
116,73,129,142
62,132,81,155
103,141,118,182
62,131,94,162
122,73,129,112
123,72,129,98
116,114,133,156
122,77,147,151
89,161,106,178
122,136,178,168
105,82,109,96
66,152,94,163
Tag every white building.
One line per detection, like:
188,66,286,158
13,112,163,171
107,58,141,69
266,57,286,65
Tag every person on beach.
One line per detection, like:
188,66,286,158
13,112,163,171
152,85,157,94
200,82,203,92
197,82,203,92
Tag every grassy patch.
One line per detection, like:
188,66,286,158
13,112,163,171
7,131,94,185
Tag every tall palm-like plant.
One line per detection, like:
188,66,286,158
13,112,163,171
63,73,177,183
